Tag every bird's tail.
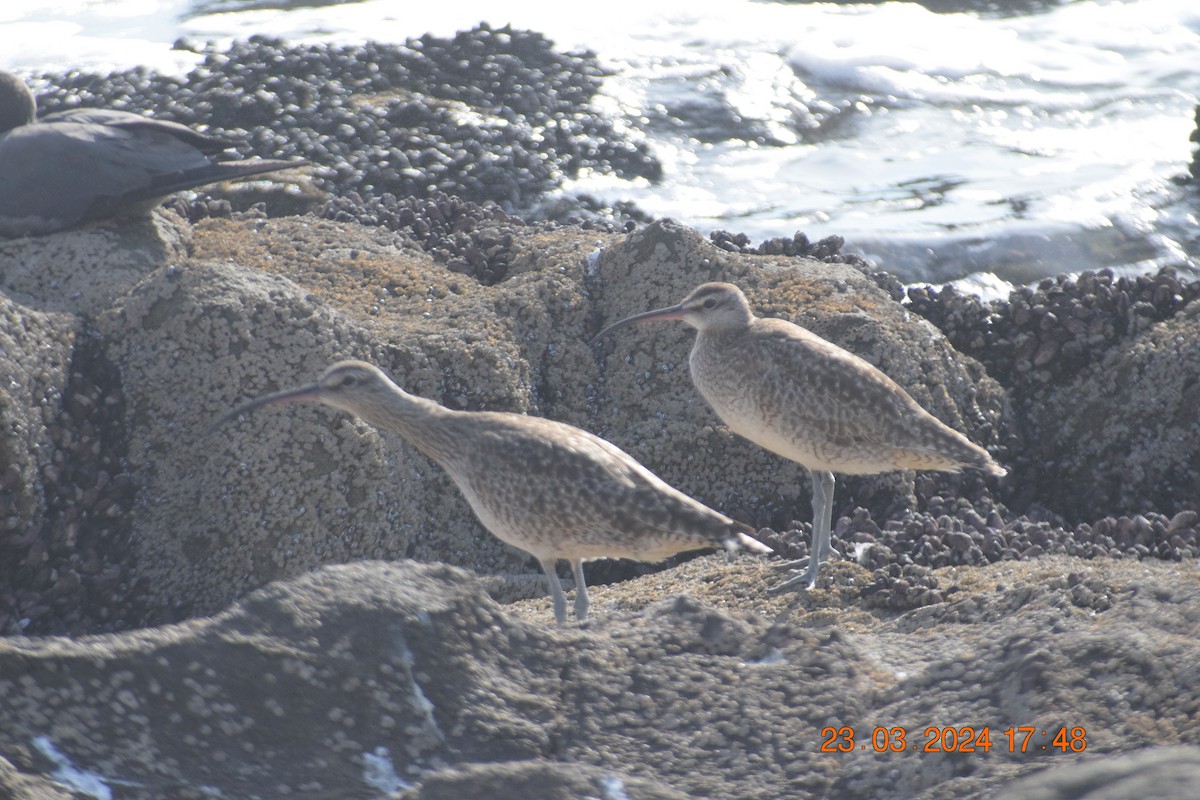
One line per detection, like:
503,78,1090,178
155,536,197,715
117,158,309,208
979,458,1007,478
960,441,1007,478
726,523,773,555
918,417,1008,478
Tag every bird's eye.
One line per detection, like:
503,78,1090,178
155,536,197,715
703,298,717,309
340,375,356,387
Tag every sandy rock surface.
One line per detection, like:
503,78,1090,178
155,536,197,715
2,211,1197,798
1,212,1002,631
0,556,1196,799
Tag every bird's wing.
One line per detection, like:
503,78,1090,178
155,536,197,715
742,318,929,450
741,319,997,471
39,109,238,153
0,121,300,235
462,415,749,548
0,124,131,233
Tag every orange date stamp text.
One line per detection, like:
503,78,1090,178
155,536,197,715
819,725,1087,754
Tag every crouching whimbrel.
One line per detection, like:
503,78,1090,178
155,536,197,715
211,360,771,624
594,282,1005,591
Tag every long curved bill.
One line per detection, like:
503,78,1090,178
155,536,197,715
591,303,686,343
206,383,323,434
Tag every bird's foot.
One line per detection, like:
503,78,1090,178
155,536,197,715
772,556,811,572
818,545,843,563
772,540,843,570
769,567,818,593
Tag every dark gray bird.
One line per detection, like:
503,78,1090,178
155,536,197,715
0,70,306,237
594,282,1006,591
212,360,771,625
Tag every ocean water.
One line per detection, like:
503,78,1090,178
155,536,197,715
3,0,1199,293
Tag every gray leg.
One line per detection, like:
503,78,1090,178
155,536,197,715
539,557,568,625
814,469,838,562
771,470,837,592
570,559,589,622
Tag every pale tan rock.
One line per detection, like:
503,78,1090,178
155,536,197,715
1,212,1006,626
0,213,189,315
586,219,1007,525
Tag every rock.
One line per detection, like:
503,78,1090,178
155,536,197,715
0,213,189,314
907,267,1200,519
0,562,565,798
29,30,660,216
1,206,1197,800
0,756,75,800
1001,746,1200,800
0,258,139,634
1,211,1009,632
399,760,690,800
1,32,1195,800
588,219,1008,530
1190,102,1200,182
0,555,1196,799
1033,300,1200,518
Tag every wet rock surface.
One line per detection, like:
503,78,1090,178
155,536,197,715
1191,102,1200,183
1003,745,1200,800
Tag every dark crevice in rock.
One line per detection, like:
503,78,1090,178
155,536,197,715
0,327,139,635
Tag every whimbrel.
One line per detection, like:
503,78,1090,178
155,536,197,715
594,282,1005,591
211,360,771,624
0,70,305,237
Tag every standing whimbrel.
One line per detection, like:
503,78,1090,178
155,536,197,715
210,360,771,624
594,282,1005,591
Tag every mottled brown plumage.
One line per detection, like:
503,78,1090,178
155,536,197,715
212,360,770,624
595,282,1005,590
